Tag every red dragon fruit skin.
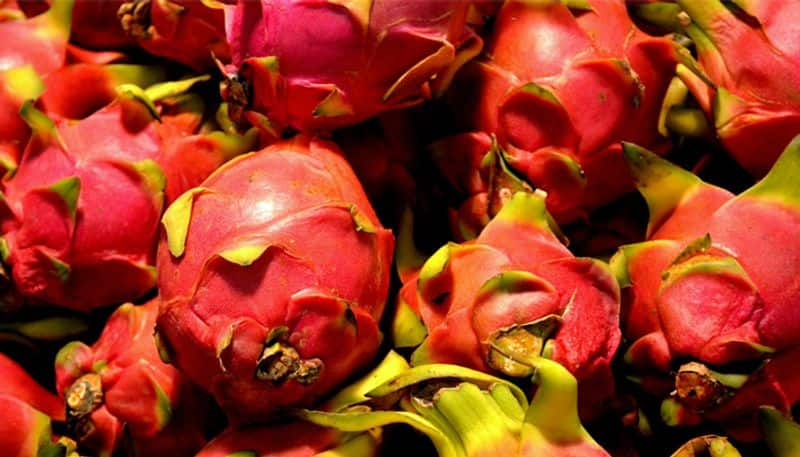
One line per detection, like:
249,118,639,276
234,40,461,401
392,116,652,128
0,394,76,457
0,0,72,76
0,82,253,311
0,353,64,420
55,299,210,457
438,0,677,224
395,191,621,420
674,0,800,177
0,66,44,175
220,0,482,137
611,137,800,441
117,0,231,71
39,63,167,121
156,135,394,424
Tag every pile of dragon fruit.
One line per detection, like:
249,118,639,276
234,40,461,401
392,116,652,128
2,0,799,455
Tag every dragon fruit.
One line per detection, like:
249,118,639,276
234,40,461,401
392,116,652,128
610,136,800,441
156,135,394,423
394,191,621,419
301,358,611,456
671,0,800,177
0,80,254,311
55,298,210,457
116,0,230,71
437,0,677,225
0,0,72,75
0,352,64,420
0,353,76,457
0,395,77,457
219,0,482,137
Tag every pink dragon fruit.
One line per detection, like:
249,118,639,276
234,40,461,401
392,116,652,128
0,353,76,456
0,0,72,75
219,0,482,137
19,0,229,70
0,395,77,457
437,0,677,225
610,136,800,441
55,298,211,457
394,191,621,420
0,80,254,311
672,0,800,177
116,0,231,71
0,352,64,420
156,135,394,424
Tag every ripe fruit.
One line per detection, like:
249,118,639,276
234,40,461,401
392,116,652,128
157,135,394,423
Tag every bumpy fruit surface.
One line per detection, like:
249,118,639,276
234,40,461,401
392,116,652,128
55,299,210,457
157,135,394,423
674,0,800,176
0,0,73,173
395,191,621,419
220,0,482,136
611,137,800,441
0,81,251,311
438,0,677,224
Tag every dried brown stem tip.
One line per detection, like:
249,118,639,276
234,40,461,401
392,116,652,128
118,0,153,39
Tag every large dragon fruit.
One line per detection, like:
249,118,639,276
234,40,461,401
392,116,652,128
610,136,800,441
437,0,677,225
220,0,482,137
55,299,210,457
394,191,621,419
156,135,394,424
671,0,800,177
0,80,253,311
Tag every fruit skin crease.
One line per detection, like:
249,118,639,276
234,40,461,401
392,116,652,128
610,136,800,440
156,134,395,424
54,298,210,457
395,190,622,420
